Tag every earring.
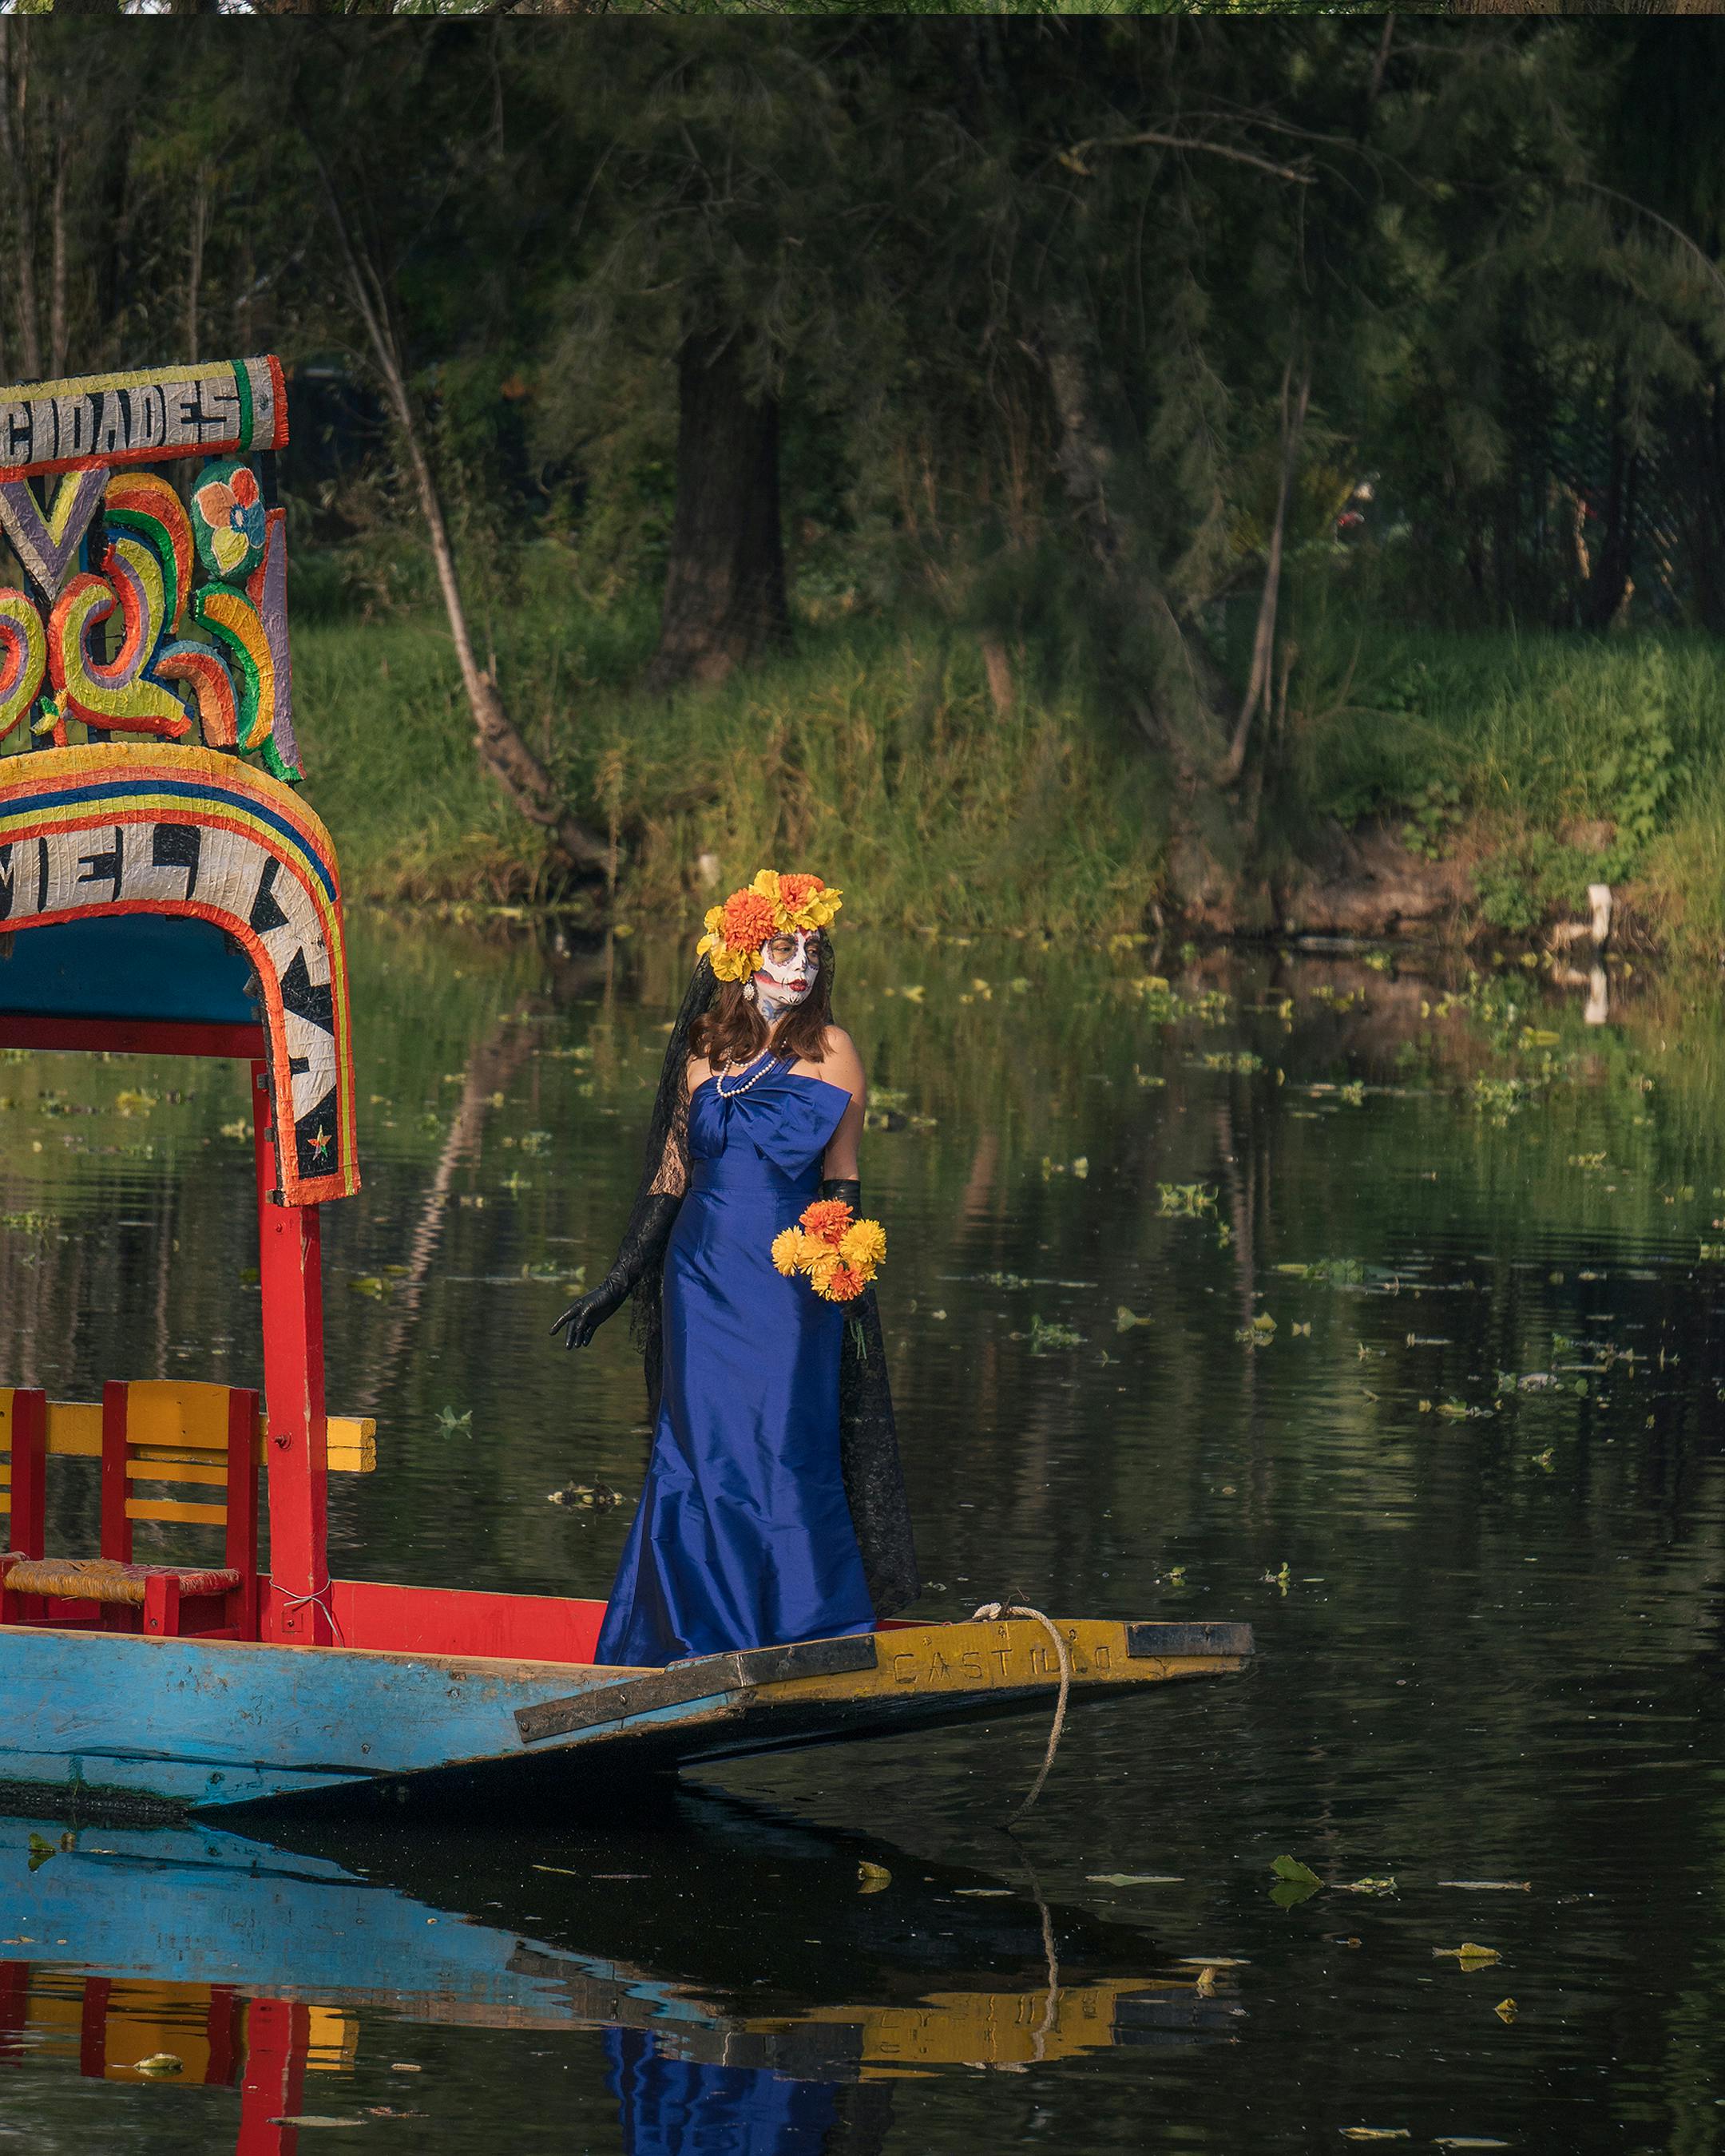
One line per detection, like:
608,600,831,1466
742,981,756,1003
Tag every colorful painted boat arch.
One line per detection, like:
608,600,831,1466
0,743,357,1204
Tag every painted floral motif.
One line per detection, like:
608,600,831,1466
192,459,267,582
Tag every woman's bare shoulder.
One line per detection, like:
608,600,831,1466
685,1052,713,1092
810,1025,865,1091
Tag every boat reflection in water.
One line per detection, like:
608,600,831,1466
0,1789,1238,2151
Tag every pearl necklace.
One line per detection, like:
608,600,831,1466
715,1048,782,1100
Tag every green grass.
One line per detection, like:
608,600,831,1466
295,577,1169,936
1287,621,1725,953
290,549,1725,956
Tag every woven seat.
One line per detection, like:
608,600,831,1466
0,1555,240,1607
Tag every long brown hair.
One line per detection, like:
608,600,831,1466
691,950,835,1072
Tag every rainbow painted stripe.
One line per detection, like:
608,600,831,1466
0,745,357,1206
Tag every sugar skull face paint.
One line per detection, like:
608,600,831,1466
753,929,822,1020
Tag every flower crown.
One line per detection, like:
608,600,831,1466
697,870,843,985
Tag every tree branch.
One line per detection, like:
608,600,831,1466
1061,130,1315,187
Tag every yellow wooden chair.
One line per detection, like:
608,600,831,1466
1,1381,260,1639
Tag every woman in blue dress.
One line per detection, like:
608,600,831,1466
552,870,918,1667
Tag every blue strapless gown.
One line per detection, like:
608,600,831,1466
594,1056,876,1667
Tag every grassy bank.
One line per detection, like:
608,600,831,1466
1288,623,1725,956
291,561,1725,956
294,584,1169,934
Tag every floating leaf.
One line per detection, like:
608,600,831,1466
548,1483,621,1509
1116,1306,1152,1332
1436,1881,1530,1892
1434,1943,1501,1969
26,1833,55,1872
1338,1877,1398,1896
1157,1183,1217,1217
1340,2134,1410,2144
1272,1855,1322,1886
134,2055,184,2076
1087,1873,1184,1886
858,1861,891,1894
1193,1966,1216,1995
1493,1999,1517,2025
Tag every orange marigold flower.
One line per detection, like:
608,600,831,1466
799,1198,854,1246
720,889,778,953
776,872,825,911
822,1262,867,1302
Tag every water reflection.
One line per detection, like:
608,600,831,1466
1,1793,1227,2152
5,917,1725,2148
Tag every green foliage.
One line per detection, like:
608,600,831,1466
1400,780,1464,863
295,584,1168,930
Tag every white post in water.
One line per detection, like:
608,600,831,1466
1588,883,1613,948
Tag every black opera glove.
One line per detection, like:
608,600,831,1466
819,1175,862,1215
551,1191,683,1351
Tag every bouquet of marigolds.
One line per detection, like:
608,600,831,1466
770,1198,886,1304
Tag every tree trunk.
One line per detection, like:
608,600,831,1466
1038,323,1238,927
312,149,609,886
91,99,132,367
645,323,790,694
1581,396,1638,631
186,168,208,363
0,24,43,380
47,123,68,376
979,636,1015,716
1222,354,1310,787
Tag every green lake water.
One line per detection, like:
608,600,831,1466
2,915,1723,2153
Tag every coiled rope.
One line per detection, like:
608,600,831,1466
970,1601,1072,1822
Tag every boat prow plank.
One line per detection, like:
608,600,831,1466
0,353,1254,1829
0,1605,1252,1820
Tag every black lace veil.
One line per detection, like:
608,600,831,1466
625,941,921,1616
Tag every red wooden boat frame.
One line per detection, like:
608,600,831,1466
0,1009,617,1664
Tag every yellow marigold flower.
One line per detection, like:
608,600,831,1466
703,905,725,936
771,1227,810,1277
839,1218,886,1272
708,945,754,984
806,1247,844,1294
750,868,782,906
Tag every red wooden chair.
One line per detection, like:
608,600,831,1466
1,1381,259,1639
0,1387,47,1623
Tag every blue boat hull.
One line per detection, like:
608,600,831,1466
0,1615,1251,1819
